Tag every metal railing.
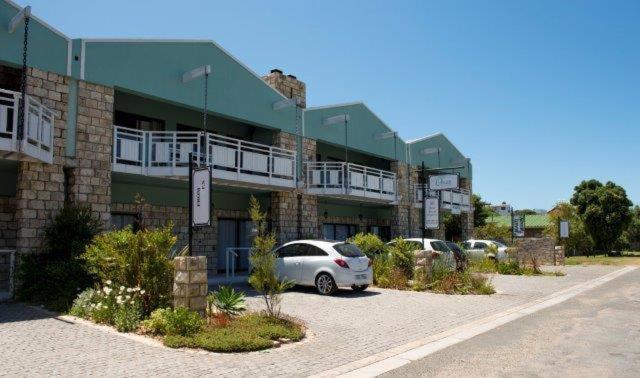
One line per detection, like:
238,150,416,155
0,88,54,164
413,184,471,211
306,161,397,202
112,125,296,188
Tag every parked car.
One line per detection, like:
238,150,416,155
445,241,469,272
461,239,508,261
387,238,457,270
273,240,372,295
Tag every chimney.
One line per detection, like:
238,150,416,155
262,68,306,108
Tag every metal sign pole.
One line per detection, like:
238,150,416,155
188,152,194,256
422,161,427,248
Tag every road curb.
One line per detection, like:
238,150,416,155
311,266,637,378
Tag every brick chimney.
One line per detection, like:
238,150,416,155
262,68,306,108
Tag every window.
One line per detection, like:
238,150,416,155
368,225,391,241
276,243,308,258
430,241,450,252
334,243,365,258
114,111,164,131
461,242,472,249
306,245,329,257
111,213,136,230
323,223,358,241
474,242,487,249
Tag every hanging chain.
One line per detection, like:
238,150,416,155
17,16,30,142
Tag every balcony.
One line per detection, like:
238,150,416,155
0,88,54,164
305,161,397,203
413,184,471,212
112,125,296,189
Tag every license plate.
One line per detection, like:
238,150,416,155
356,274,367,280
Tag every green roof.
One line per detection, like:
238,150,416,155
488,214,551,229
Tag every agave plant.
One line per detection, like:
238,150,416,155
207,286,246,319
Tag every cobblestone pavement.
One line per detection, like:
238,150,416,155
0,265,620,377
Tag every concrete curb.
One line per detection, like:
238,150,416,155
311,266,637,378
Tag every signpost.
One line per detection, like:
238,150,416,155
424,197,440,229
512,213,525,238
188,153,212,256
429,173,459,191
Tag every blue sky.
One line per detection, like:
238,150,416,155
15,0,639,210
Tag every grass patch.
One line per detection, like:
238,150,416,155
413,266,495,295
163,313,305,352
566,253,640,266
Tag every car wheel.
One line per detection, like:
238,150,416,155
351,284,368,292
315,273,337,295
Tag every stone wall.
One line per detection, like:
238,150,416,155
14,68,69,255
173,256,207,315
514,237,565,266
68,81,114,224
390,161,410,238
0,197,16,249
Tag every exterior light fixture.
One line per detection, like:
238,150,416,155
8,5,30,33
375,131,399,160
181,65,212,150
322,114,350,162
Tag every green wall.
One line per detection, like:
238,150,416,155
318,201,392,221
82,40,296,134
111,173,270,211
115,91,274,144
407,133,472,179
316,142,391,171
0,1,69,76
0,159,17,196
304,103,407,162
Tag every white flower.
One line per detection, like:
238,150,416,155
105,280,112,285
126,288,133,293
103,287,112,295
140,290,145,295
125,295,131,300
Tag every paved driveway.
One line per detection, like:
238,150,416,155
0,265,621,377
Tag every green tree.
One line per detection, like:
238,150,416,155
473,222,511,244
545,202,593,256
570,180,632,254
471,194,493,228
247,196,293,318
624,206,640,251
514,209,538,216
443,212,462,241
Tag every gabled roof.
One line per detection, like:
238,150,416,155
303,102,407,162
406,133,471,178
78,39,296,132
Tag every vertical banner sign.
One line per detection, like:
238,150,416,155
512,214,525,237
429,174,459,190
191,167,211,226
559,220,570,239
424,197,440,229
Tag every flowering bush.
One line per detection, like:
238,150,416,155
70,281,145,332
142,307,204,336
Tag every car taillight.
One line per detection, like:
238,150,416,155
334,258,350,269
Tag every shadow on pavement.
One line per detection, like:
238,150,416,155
0,302,59,324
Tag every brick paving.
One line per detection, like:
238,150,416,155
0,265,619,377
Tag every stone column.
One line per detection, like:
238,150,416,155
68,80,114,225
14,68,68,255
390,161,410,238
173,256,208,315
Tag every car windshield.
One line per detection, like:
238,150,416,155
430,241,450,252
446,242,461,252
334,243,365,257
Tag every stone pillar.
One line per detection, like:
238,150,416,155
262,69,306,108
14,68,68,255
68,80,114,225
390,161,410,238
173,256,208,315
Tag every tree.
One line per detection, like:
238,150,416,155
514,209,538,216
472,194,493,228
624,206,640,250
545,202,593,256
443,212,462,241
473,223,512,244
570,180,632,254
247,196,293,318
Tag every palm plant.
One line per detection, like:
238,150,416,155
207,286,246,319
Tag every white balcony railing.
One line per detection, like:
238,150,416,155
112,125,296,188
0,88,54,163
306,161,397,202
413,184,471,212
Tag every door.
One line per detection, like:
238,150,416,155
275,244,304,282
217,219,253,275
301,244,329,285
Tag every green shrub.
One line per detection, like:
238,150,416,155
497,260,524,275
69,288,97,318
388,238,416,279
15,205,101,312
426,264,495,295
163,313,304,353
206,286,246,319
82,226,175,314
70,283,144,332
348,233,387,257
143,307,204,336
468,258,498,273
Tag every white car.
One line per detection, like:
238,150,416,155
461,239,508,261
387,238,456,270
274,240,373,295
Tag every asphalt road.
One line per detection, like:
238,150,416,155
382,268,640,377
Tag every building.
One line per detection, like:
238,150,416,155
0,1,473,282
491,202,513,216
